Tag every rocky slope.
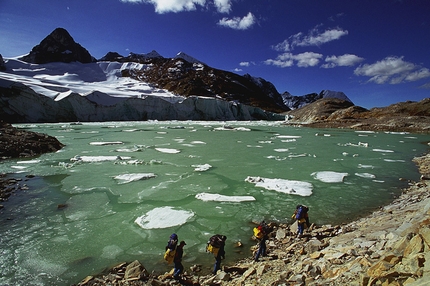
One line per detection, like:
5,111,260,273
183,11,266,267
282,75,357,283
74,152,430,286
284,97,430,134
0,121,64,160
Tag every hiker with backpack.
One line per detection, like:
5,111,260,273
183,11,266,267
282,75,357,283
173,241,186,280
164,233,179,264
206,234,227,274
293,205,309,237
254,221,270,262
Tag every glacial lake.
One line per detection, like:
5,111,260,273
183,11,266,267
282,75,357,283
1,121,429,285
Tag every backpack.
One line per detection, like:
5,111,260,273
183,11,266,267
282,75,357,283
166,233,178,251
164,233,178,263
253,221,270,239
296,205,309,220
206,234,224,256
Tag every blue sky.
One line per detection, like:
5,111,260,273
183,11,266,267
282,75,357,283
1,0,429,108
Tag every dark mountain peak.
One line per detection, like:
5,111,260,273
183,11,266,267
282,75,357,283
99,52,124,61
19,27,94,64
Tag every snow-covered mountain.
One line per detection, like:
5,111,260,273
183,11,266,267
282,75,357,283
0,27,352,123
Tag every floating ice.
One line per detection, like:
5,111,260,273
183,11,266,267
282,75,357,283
155,148,180,154
311,171,349,183
245,176,312,196
17,159,41,164
195,192,256,202
190,141,206,144
213,125,251,131
89,141,123,146
274,149,289,152
276,135,301,139
192,164,212,171
71,155,131,162
372,149,394,153
113,173,156,184
11,165,27,169
355,173,376,179
358,164,374,169
383,159,405,162
134,206,194,229
340,142,369,147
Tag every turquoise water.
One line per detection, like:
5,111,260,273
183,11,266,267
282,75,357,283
0,121,429,285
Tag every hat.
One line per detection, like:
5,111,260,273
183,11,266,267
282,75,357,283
180,240,186,245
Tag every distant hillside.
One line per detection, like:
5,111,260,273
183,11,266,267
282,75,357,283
284,98,430,133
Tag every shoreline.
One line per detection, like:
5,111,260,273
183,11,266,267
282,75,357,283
74,152,430,286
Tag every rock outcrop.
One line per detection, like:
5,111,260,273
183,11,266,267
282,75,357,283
0,54,6,71
284,97,430,134
19,27,94,64
0,121,64,159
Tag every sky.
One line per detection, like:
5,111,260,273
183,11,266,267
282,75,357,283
1,0,429,109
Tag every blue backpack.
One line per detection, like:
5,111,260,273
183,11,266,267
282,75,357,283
166,233,178,251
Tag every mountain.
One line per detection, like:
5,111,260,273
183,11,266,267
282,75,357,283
281,90,352,110
19,28,94,64
98,50,288,113
0,27,354,123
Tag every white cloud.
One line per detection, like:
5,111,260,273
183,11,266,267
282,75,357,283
264,52,323,68
121,0,206,13
354,56,430,84
274,25,348,52
239,62,250,67
218,12,256,30
120,0,232,13
214,0,232,13
405,68,430,82
321,54,364,68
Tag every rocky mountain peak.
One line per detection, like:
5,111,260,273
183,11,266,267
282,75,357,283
19,27,94,64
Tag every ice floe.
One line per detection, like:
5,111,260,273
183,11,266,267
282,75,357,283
245,176,312,196
355,173,376,179
155,148,180,154
191,164,212,172
89,141,123,146
383,159,406,162
195,192,256,202
113,173,156,184
16,159,41,164
134,206,194,229
274,148,289,152
275,135,301,139
372,149,394,153
311,171,349,183
213,126,251,131
358,164,375,169
71,155,131,162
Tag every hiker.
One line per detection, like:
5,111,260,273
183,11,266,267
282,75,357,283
213,235,226,274
173,241,186,280
166,233,178,251
293,205,309,237
254,221,269,262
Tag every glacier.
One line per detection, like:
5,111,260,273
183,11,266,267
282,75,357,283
0,59,284,122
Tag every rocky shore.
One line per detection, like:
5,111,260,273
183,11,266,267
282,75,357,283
74,153,430,286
